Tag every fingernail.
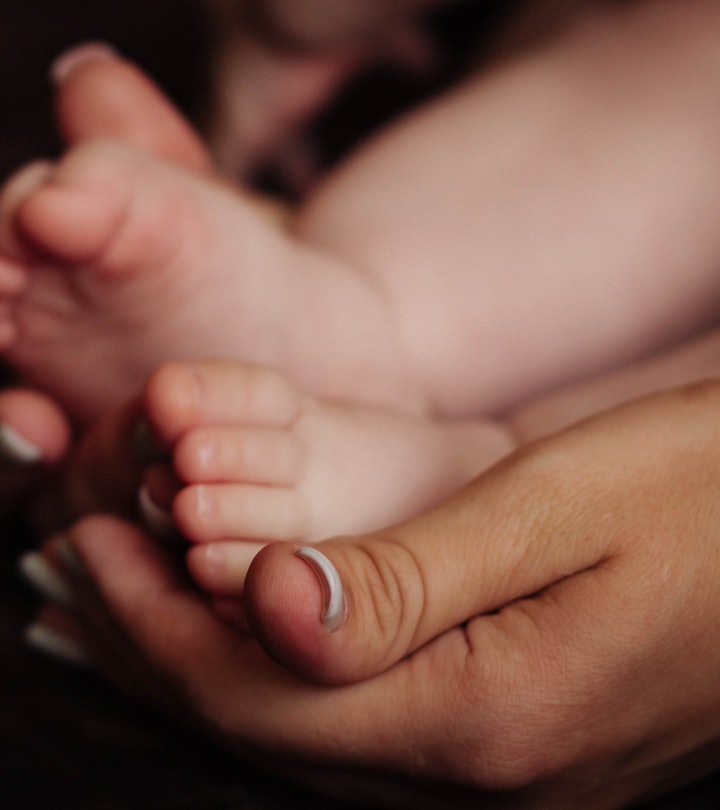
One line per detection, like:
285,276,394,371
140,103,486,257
18,552,74,607
0,423,42,464
132,417,167,464
295,547,346,632
50,42,119,84
24,623,93,667
138,485,176,537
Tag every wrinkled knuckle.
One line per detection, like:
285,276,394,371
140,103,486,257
350,538,427,655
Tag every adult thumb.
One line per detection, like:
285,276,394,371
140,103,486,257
245,382,720,685
244,417,628,685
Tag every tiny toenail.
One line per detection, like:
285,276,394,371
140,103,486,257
196,434,218,474
50,42,119,84
203,543,227,578
0,423,42,464
18,552,75,608
138,485,176,537
24,623,93,668
195,485,215,520
296,547,346,632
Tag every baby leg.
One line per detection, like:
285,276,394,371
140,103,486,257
136,360,514,599
295,0,720,416
509,324,720,442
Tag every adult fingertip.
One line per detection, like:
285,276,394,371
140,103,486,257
0,423,42,464
244,542,347,683
25,622,94,667
246,537,433,686
50,42,119,85
0,389,72,465
18,551,75,607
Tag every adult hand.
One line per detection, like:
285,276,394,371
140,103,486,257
37,382,720,808
0,386,70,520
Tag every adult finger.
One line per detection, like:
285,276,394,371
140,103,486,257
53,507,720,810
0,387,70,464
0,387,71,522
52,43,212,172
244,382,720,684
51,514,505,807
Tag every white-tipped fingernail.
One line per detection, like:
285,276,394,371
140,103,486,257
0,423,42,464
50,42,119,84
18,552,74,608
138,485,176,537
295,547,346,632
24,623,93,667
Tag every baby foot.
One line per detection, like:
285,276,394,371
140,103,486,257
135,360,514,598
0,138,313,423
0,124,424,424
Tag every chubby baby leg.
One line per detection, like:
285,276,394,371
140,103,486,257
136,360,514,600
